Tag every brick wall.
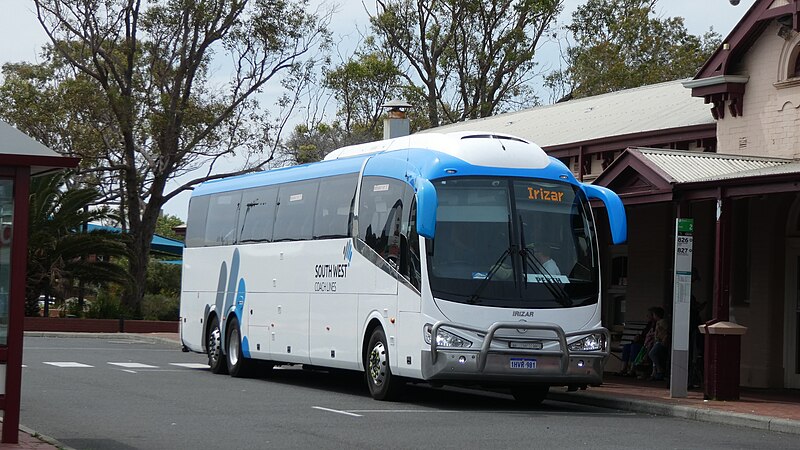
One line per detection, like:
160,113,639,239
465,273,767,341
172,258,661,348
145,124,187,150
717,21,800,159
24,317,179,334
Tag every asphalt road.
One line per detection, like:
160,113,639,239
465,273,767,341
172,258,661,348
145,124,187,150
19,336,795,450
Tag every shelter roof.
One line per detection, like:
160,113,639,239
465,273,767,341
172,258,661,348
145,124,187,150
594,148,800,204
0,121,79,174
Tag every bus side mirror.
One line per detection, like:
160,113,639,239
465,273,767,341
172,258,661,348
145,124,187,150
583,184,627,245
415,178,437,239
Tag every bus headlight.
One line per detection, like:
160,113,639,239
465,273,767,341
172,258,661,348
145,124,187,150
424,324,473,348
568,333,606,352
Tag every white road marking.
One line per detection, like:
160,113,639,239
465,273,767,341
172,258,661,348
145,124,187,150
347,409,459,413
122,369,137,374
108,362,159,369
312,406,363,417
43,362,93,368
169,363,209,369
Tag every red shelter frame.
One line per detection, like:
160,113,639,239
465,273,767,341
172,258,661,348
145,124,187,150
0,123,79,444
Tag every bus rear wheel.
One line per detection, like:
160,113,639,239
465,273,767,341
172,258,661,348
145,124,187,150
511,384,549,405
226,317,255,378
207,316,227,375
365,328,402,400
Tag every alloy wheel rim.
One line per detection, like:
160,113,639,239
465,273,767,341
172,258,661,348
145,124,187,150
229,327,240,367
369,341,387,387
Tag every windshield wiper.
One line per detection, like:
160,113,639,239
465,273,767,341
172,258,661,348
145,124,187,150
468,216,516,304
518,214,572,307
521,249,572,307
467,246,512,304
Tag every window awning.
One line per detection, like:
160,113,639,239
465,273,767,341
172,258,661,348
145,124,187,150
593,148,800,205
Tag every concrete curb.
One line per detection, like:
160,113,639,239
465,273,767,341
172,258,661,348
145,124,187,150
24,331,181,347
548,390,800,435
18,422,76,450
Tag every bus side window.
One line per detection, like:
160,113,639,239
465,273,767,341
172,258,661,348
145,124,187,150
359,176,408,267
314,174,357,239
185,195,210,248
238,186,278,243
404,197,421,290
273,179,319,241
205,192,241,246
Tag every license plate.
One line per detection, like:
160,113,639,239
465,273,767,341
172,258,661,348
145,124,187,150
510,358,537,369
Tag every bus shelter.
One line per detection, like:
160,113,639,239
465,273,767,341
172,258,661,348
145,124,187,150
0,121,79,443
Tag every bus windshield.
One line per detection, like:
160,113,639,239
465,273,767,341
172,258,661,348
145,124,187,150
427,177,598,308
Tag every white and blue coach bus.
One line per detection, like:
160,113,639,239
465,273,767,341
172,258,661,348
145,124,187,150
180,132,627,403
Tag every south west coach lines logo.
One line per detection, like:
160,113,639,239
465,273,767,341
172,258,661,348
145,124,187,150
313,241,352,293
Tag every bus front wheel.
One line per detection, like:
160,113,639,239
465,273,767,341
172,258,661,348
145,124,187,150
207,316,227,375
226,317,255,378
365,328,402,400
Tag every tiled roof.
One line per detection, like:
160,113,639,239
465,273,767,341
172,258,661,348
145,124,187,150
424,79,714,147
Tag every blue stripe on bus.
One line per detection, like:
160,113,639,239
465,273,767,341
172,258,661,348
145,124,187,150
192,147,580,198
193,156,369,196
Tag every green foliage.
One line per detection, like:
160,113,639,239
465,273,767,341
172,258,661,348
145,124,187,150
547,0,721,100
324,50,403,134
142,294,180,321
371,0,561,126
146,261,182,297
7,0,329,313
86,288,128,319
25,172,132,316
155,214,184,242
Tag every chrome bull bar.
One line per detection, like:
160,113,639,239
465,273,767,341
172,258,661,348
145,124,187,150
430,321,610,373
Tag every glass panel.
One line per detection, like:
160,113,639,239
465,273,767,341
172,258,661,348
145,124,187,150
426,177,599,308
185,195,210,248
0,179,13,345
238,187,278,243
273,179,319,241
358,176,411,268
314,174,357,239
204,192,241,246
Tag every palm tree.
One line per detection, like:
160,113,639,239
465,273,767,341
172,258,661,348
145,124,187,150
26,173,131,316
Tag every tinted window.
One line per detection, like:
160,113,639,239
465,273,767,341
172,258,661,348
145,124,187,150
237,187,278,243
314,174,357,239
185,195,210,248
358,176,413,269
204,192,241,246
273,179,319,241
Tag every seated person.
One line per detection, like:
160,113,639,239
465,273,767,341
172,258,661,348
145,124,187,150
617,307,660,376
534,246,560,276
491,243,561,280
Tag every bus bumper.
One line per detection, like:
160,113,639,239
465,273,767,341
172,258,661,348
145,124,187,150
420,321,609,385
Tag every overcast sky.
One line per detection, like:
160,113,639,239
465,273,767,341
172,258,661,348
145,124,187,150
0,0,758,220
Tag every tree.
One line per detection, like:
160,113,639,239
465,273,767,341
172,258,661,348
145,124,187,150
284,38,415,164
155,213,184,242
26,172,131,316
546,0,721,100
22,0,329,314
324,47,403,138
370,0,561,127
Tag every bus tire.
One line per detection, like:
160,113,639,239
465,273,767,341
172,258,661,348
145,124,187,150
207,316,227,375
226,317,255,378
365,327,402,400
511,384,549,405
